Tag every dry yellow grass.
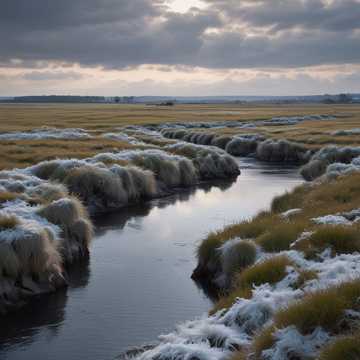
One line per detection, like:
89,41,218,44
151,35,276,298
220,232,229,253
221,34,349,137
0,138,137,170
2,103,358,132
0,103,359,170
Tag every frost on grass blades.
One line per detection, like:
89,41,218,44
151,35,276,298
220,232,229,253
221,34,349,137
129,252,360,360
150,171,360,360
0,127,91,140
300,146,360,180
156,114,336,131
0,171,92,314
0,143,241,313
26,147,239,214
161,129,311,165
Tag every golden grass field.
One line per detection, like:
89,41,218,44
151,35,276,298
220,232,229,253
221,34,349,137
0,103,360,170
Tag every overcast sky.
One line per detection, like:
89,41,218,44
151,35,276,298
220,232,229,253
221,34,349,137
1,0,360,96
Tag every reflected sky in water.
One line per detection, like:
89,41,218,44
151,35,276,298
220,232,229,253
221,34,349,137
0,159,303,360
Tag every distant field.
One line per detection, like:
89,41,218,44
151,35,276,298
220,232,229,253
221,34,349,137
0,103,359,170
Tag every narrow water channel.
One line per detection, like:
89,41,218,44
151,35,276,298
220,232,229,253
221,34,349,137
0,159,303,360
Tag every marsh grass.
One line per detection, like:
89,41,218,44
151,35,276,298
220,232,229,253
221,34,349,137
221,240,257,279
0,103,359,171
200,171,360,315
252,325,276,359
293,269,318,289
211,256,292,314
253,280,360,356
318,332,360,360
0,191,19,203
256,221,306,252
0,213,19,229
276,280,360,334
236,256,293,290
307,225,360,255
0,138,134,170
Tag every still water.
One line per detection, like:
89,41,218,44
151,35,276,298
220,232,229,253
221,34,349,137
0,159,303,360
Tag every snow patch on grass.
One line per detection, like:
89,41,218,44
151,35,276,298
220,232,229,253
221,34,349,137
0,127,91,140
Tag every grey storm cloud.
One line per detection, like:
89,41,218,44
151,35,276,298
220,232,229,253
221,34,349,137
1,0,360,69
205,0,360,32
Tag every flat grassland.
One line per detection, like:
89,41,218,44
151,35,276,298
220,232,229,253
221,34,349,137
0,103,359,170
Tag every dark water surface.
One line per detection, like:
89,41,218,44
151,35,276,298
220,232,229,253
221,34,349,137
0,159,303,360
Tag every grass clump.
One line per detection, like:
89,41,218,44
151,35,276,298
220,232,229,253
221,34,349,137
293,269,318,289
221,240,257,280
254,280,360,356
256,221,306,252
271,185,307,213
236,256,292,290
307,225,360,255
196,214,275,276
318,333,360,360
229,350,247,360
276,291,347,334
275,280,360,334
0,191,19,204
252,325,276,359
0,213,19,230
212,256,292,314
196,234,224,274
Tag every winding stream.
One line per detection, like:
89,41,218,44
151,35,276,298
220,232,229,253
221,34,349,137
0,158,303,360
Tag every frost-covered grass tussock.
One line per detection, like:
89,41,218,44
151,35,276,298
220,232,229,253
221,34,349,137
161,128,312,165
134,254,360,360
157,114,335,132
0,127,91,141
256,140,311,163
300,146,360,180
102,132,149,146
0,171,92,314
331,128,360,136
136,171,359,360
165,143,240,180
0,129,240,314
26,146,236,213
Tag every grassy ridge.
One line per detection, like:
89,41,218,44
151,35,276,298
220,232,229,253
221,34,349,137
197,172,360,305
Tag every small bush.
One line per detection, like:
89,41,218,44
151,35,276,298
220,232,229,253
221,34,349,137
318,333,360,360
